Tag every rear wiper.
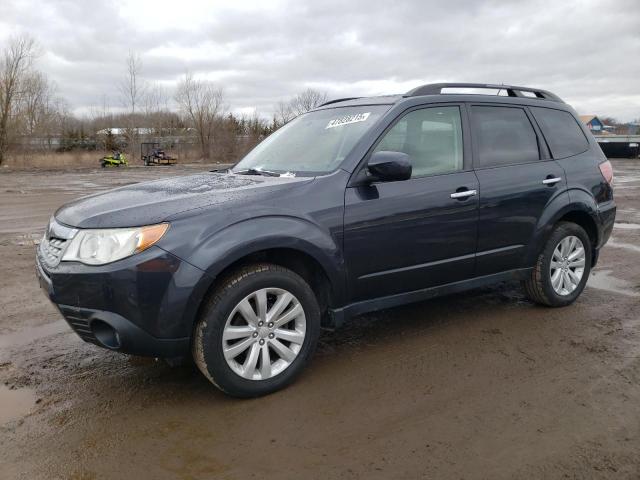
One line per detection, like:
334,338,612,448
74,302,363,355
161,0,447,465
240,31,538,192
235,168,280,177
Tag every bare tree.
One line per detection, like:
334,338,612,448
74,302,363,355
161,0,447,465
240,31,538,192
50,96,71,148
271,88,328,129
175,73,224,160
0,35,37,164
143,83,171,137
274,99,295,127
20,71,56,136
289,88,328,116
119,51,145,116
87,95,114,151
119,51,145,157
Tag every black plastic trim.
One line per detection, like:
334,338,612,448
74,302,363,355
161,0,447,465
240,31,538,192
58,304,190,357
329,268,532,327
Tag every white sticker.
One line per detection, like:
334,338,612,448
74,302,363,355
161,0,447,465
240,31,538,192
326,112,371,129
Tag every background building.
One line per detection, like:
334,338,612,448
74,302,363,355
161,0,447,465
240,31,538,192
579,115,606,133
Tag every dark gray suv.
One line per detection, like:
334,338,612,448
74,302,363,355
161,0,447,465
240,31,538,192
36,83,616,397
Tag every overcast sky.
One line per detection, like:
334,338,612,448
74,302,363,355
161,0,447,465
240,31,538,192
1,0,639,121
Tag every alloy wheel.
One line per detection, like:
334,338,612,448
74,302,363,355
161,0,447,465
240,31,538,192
550,235,586,296
222,288,306,380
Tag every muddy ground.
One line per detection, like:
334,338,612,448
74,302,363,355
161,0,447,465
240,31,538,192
0,161,639,479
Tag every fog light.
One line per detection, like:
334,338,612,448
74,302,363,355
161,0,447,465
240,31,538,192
91,320,121,349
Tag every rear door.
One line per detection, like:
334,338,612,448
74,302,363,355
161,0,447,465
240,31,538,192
343,104,479,302
470,104,567,276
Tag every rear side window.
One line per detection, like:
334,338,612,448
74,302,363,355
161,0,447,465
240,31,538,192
373,106,463,177
530,107,589,159
471,106,540,167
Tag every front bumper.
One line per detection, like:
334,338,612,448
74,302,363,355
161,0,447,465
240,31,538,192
36,245,213,357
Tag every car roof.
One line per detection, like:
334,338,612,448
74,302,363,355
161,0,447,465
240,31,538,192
314,83,570,112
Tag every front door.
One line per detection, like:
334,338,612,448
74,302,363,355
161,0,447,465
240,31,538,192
343,105,479,302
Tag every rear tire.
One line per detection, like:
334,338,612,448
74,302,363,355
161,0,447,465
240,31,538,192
523,222,592,307
192,263,321,397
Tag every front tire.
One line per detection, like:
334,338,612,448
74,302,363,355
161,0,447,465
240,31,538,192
523,222,592,307
193,264,321,397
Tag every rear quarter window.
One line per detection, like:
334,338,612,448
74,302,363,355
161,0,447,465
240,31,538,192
530,107,589,159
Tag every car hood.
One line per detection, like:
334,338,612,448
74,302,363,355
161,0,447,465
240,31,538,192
55,172,311,229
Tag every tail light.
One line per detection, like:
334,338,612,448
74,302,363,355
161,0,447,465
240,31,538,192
599,160,614,185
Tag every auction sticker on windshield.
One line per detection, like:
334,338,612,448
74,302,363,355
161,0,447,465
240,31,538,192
326,112,371,129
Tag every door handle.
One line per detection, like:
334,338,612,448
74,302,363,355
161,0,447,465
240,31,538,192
542,177,562,185
450,189,477,199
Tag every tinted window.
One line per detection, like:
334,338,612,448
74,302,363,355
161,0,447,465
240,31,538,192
531,107,589,159
374,106,463,177
471,106,539,167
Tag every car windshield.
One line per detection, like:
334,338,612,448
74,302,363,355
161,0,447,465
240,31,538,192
232,105,389,175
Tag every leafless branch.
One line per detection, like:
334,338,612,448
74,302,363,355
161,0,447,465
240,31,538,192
0,35,38,163
175,72,225,160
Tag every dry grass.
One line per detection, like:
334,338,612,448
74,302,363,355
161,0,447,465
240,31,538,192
2,150,215,170
3,151,103,170
1,143,248,171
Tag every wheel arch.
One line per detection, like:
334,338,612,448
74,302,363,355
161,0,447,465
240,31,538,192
209,247,336,323
183,215,346,330
527,190,600,266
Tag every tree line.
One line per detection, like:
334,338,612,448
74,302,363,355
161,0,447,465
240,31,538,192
0,35,329,165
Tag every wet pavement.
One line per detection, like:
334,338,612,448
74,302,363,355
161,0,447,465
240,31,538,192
1,161,639,479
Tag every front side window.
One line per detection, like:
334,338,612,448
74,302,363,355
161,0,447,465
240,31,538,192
373,106,464,177
233,105,388,175
530,107,589,159
471,106,540,167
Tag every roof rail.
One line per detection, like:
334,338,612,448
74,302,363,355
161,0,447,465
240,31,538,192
406,83,563,103
317,97,361,107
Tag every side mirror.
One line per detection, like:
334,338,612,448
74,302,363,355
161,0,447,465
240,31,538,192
367,151,412,182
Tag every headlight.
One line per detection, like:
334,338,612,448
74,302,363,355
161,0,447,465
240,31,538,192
61,223,169,265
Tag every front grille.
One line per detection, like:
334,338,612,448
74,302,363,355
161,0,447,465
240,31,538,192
59,306,98,344
39,217,77,269
39,237,68,268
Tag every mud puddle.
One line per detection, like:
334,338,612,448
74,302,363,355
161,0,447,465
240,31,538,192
606,238,640,254
0,384,36,424
613,175,640,184
614,222,640,230
587,270,640,297
0,320,69,350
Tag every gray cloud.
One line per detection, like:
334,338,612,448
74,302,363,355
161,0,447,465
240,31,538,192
1,0,638,120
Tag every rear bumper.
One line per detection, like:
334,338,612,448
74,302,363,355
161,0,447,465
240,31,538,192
597,200,616,247
36,245,212,357
593,199,616,267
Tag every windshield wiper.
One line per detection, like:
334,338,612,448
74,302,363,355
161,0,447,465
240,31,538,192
235,168,281,177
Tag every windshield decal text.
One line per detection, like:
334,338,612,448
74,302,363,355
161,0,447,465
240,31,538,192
326,112,371,129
